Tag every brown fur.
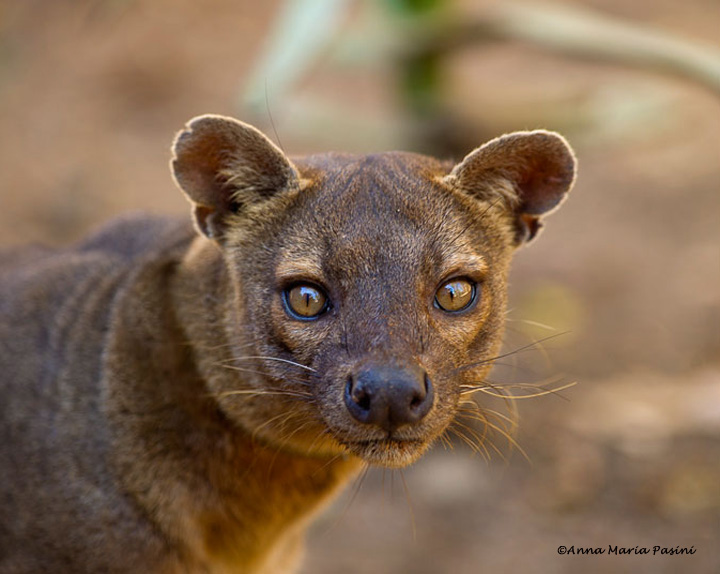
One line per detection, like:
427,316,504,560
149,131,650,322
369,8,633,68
0,115,575,573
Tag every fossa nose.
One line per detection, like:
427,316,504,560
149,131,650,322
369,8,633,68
344,364,434,432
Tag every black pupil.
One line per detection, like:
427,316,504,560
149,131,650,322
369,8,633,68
300,287,318,308
438,280,473,311
288,285,325,318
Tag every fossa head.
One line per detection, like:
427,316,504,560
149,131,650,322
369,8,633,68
172,115,576,467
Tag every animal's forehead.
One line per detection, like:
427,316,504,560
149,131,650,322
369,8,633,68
296,151,454,230
276,152,488,281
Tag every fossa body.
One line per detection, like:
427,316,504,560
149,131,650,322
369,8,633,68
0,115,575,573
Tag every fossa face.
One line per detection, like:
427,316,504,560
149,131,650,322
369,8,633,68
172,115,576,468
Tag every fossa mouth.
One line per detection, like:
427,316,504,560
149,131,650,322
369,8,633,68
342,437,430,467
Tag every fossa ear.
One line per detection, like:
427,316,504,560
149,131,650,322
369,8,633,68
444,130,576,244
171,114,300,240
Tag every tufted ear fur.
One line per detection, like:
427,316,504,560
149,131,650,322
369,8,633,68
444,130,576,244
171,114,300,241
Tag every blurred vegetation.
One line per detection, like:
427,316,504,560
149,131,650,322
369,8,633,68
242,0,720,157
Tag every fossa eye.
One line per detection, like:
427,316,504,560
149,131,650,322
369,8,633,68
284,283,329,319
434,278,477,313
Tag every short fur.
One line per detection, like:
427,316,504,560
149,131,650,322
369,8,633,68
0,115,575,573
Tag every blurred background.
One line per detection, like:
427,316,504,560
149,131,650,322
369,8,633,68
1,0,718,572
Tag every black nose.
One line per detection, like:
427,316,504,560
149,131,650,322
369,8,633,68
344,365,434,432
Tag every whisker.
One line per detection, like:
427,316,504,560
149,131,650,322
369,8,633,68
463,380,519,431
448,426,492,462
461,373,567,391
457,409,515,448
398,469,416,541
482,407,518,431
452,419,492,462
504,317,558,331
438,431,454,451
306,427,337,457
451,332,570,375
480,434,508,463
210,389,313,401
454,392,525,463
250,411,298,443
311,451,348,478
447,425,480,454
216,364,312,386
460,356,554,383
455,410,510,463
482,418,531,465
276,421,312,449
462,381,577,400
331,462,371,531
459,417,495,457
215,365,268,376
267,418,318,477
186,340,257,352
221,356,316,372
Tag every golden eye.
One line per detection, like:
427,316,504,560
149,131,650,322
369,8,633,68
435,278,476,312
284,284,329,319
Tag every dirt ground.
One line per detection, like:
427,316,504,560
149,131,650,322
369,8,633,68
1,1,718,572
